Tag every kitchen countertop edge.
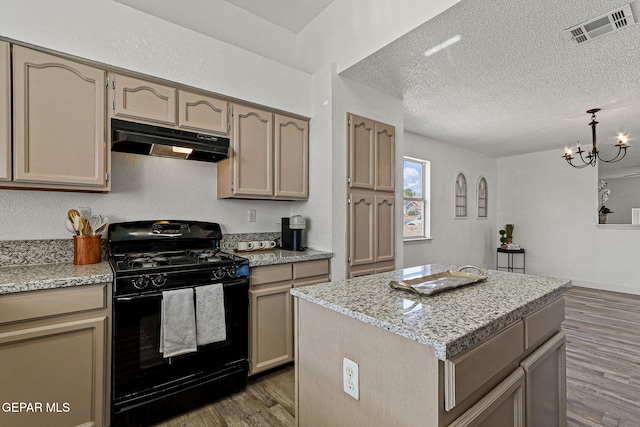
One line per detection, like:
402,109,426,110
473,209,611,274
0,261,113,295
0,249,333,295
240,249,333,267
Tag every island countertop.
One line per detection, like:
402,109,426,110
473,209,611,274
291,263,571,360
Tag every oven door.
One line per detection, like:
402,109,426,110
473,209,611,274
112,279,248,407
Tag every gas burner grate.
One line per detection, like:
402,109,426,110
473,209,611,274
188,250,222,263
123,252,175,269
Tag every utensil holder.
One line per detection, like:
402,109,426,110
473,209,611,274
74,235,102,265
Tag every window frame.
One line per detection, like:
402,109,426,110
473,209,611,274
403,156,430,240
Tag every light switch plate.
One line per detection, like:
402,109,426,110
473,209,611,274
248,209,256,222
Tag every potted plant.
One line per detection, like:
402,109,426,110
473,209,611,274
505,224,514,243
499,229,507,249
599,206,613,224
598,180,613,224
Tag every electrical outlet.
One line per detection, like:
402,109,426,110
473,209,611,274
78,207,91,219
343,357,359,400
248,209,256,222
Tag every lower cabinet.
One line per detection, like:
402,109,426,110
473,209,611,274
446,300,566,427
448,368,525,427
521,332,567,427
0,283,110,427
250,259,329,375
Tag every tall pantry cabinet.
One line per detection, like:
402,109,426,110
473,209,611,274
0,41,10,182
346,114,396,278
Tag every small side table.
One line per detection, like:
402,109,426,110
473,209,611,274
496,248,525,273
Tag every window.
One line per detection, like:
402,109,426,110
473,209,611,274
403,157,430,239
477,177,487,218
455,173,467,218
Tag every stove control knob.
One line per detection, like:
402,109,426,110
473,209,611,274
226,267,238,278
132,275,150,289
213,269,226,280
152,273,168,287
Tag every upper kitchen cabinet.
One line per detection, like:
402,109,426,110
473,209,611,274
178,90,228,135
347,113,395,192
218,104,309,200
0,41,10,182
11,46,109,191
375,122,395,192
110,73,229,136
274,114,308,199
110,73,176,126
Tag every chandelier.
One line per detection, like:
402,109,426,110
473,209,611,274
562,108,630,168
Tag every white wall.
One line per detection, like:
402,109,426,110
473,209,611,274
497,149,640,295
0,0,317,242
330,71,405,280
402,132,497,269
0,0,311,115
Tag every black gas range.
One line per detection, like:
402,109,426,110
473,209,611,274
108,220,249,427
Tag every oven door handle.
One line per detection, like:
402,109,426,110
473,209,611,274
116,293,162,301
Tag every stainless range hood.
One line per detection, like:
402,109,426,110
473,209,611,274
111,119,230,162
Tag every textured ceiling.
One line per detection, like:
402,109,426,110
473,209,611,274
341,0,640,178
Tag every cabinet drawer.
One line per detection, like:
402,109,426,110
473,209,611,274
293,259,329,280
251,264,292,286
0,284,108,325
444,321,524,411
292,276,330,289
524,297,564,349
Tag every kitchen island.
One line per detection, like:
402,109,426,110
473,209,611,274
291,264,571,427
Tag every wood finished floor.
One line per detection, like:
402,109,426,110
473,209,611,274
153,287,640,426
564,287,640,427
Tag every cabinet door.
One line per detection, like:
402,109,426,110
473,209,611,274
521,332,566,427
112,73,176,125
274,114,308,199
375,122,395,191
0,41,9,181
12,46,107,188
348,114,375,190
448,367,525,427
250,283,293,374
0,317,108,427
375,194,395,262
232,104,273,197
348,190,375,266
178,90,228,135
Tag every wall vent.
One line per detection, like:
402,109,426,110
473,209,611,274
564,4,636,44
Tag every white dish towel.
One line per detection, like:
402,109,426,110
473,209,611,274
195,283,227,346
160,288,197,358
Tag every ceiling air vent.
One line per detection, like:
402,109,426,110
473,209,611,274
564,4,636,44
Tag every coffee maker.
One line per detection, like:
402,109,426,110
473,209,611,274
281,216,306,251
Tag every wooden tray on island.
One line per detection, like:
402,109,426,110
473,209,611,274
389,266,487,296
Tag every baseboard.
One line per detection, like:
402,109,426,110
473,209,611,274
571,279,640,296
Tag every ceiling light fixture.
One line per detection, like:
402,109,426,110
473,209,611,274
562,108,630,168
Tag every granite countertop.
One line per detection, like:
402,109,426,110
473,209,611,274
0,261,113,295
238,248,332,267
0,249,332,295
291,263,571,361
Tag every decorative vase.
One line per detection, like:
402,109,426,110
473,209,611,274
598,214,607,224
